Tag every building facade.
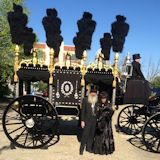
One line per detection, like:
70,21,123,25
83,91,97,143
34,42,76,66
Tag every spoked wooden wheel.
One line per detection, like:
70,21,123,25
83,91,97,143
117,105,147,135
142,112,160,153
2,95,59,149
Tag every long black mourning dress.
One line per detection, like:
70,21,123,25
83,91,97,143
93,104,115,155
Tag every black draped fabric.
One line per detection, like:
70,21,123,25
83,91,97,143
124,79,151,105
52,69,82,106
85,71,114,99
85,72,113,85
93,104,115,155
17,68,49,82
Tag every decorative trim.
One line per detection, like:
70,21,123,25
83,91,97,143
74,80,78,99
56,79,60,98
61,81,74,97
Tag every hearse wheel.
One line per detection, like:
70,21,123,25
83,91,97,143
2,95,59,149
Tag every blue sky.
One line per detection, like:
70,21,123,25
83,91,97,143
25,0,160,75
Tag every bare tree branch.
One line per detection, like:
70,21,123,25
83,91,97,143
146,58,160,82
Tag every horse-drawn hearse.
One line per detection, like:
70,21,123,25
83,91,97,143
2,3,160,153
2,45,117,149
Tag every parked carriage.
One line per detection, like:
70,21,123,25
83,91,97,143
117,62,160,153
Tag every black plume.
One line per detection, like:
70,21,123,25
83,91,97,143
111,15,129,52
100,33,112,60
23,27,36,56
73,12,96,59
42,8,63,58
7,3,28,45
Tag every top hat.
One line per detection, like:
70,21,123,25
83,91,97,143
133,53,141,60
90,84,98,93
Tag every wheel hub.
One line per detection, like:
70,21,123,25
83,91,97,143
128,116,137,124
25,118,35,128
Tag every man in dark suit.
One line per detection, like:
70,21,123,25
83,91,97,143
132,53,145,80
79,85,98,155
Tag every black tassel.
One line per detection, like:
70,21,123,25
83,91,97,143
42,8,63,58
73,12,96,59
23,27,36,56
100,33,112,60
7,3,28,45
111,15,129,53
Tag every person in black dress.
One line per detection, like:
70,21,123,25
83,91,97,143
79,85,98,155
93,91,115,155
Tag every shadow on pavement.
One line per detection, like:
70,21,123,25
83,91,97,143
127,135,152,153
0,145,10,155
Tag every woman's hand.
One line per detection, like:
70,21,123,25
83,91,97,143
81,121,85,128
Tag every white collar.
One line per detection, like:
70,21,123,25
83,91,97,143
91,103,95,108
